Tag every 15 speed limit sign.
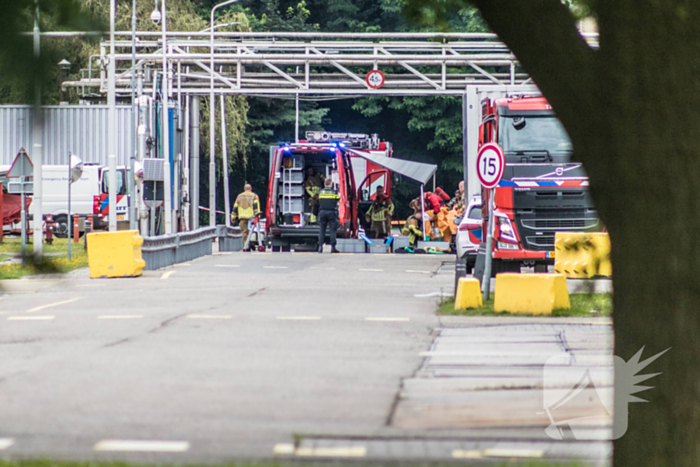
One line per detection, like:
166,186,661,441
366,70,385,89
476,143,505,189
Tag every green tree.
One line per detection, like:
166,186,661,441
406,1,694,466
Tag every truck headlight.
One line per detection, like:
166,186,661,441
496,215,518,243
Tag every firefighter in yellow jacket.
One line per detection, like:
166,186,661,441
232,184,260,247
304,167,324,223
402,211,423,249
365,186,394,239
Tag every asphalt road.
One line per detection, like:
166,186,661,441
0,252,613,465
0,252,456,463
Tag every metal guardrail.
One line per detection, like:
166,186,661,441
217,225,244,252
141,226,244,270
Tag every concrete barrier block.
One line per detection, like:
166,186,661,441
554,232,611,278
494,273,570,315
454,277,482,310
87,230,145,279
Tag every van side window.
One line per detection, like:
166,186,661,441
469,206,482,220
102,170,127,195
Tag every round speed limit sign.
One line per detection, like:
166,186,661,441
476,143,505,189
366,70,385,89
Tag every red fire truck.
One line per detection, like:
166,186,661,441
472,96,603,272
265,132,392,251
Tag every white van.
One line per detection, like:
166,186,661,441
39,165,130,236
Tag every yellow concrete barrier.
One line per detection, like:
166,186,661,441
494,273,570,315
87,230,145,279
554,232,612,278
454,277,482,310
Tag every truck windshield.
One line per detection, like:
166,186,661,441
102,169,127,195
499,116,572,153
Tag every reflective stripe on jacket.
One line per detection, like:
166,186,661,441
366,197,394,222
234,192,260,219
318,188,340,211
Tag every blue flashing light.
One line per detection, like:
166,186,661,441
339,142,346,148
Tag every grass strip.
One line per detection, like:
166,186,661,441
439,293,612,317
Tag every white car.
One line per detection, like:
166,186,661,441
455,195,483,269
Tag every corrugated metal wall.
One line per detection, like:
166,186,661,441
0,105,133,167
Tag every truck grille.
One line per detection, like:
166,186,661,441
512,188,602,252
521,218,599,230
525,235,556,248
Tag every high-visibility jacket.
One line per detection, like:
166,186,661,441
402,215,422,236
304,174,324,197
233,191,260,220
318,187,340,211
366,196,394,222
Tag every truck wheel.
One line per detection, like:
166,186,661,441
53,215,69,239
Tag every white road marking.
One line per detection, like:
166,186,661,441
161,271,176,280
0,438,13,450
174,263,192,267
359,268,383,272
264,266,288,269
277,316,321,320
213,252,233,256
414,292,452,298
292,252,313,255
273,443,296,455
365,317,410,322
187,314,232,319
8,316,55,321
406,270,431,274
98,315,143,320
452,450,482,459
295,446,366,458
76,284,103,287
483,448,543,458
93,440,190,452
215,265,240,268
26,297,81,313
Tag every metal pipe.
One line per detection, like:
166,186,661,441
219,93,230,227
481,188,495,301
108,0,117,232
162,0,173,234
137,69,149,237
189,95,200,229
129,0,137,230
420,185,426,240
32,0,43,261
209,0,239,227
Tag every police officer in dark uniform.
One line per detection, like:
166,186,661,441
317,178,340,254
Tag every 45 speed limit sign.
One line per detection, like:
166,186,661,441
476,143,505,189
366,70,385,89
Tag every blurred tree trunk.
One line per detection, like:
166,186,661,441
459,1,699,465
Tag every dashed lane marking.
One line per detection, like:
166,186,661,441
93,440,190,452
359,269,383,272
365,317,410,322
187,314,232,319
292,252,313,255
215,265,240,268
452,450,482,459
406,270,431,274
264,266,289,269
295,446,367,458
273,443,296,455
414,292,452,298
483,449,544,458
8,316,55,321
26,297,82,313
174,263,192,267
277,316,321,320
98,315,143,320
0,439,14,450
161,271,176,280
